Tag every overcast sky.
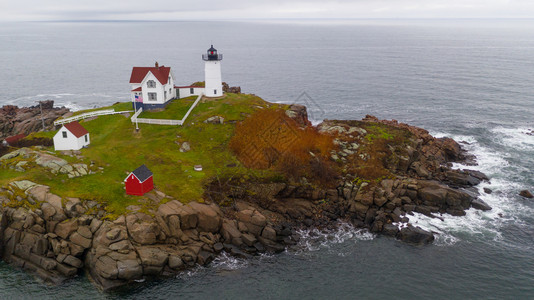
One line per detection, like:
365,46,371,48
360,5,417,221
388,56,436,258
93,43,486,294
1,0,533,21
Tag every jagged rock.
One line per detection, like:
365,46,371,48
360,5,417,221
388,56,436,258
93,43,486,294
95,255,118,280
179,142,191,153
382,224,399,236
204,116,224,124
9,180,39,191
168,255,184,270
117,259,142,280
285,104,311,127
197,251,214,265
63,255,83,268
157,200,183,219
126,214,159,245
137,247,169,273
70,232,92,249
54,219,78,240
260,226,276,241
519,190,533,199
397,225,434,245
221,220,242,245
471,199,492,211
188,202,222,233
177,205,198,229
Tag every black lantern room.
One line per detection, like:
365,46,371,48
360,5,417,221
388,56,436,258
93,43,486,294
202,45,223,61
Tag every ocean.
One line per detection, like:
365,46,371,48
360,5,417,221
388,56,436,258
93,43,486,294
0,19,533,299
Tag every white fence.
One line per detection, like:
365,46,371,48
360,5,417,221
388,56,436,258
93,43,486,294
54,109,134,126
130,94,203,126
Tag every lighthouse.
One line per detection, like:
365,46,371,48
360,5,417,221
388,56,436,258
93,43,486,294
202,45,223,98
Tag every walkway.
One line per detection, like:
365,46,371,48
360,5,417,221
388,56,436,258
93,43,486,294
54,109,134,126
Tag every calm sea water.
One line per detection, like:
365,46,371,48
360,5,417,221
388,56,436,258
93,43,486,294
1,20,534,299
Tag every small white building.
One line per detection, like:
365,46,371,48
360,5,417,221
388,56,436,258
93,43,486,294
174,86,204,99
53,121,90,151
129,62,177,110
202,45,223,98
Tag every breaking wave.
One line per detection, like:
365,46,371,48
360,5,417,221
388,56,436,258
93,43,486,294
407,129,534,247
294,222,375,253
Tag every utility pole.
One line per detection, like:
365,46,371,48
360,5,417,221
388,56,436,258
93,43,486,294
38,101,46,131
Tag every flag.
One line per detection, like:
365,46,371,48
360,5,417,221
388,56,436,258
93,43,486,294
135,95,143,102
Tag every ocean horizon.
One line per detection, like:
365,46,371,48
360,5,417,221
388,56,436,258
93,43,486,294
1,19,533,298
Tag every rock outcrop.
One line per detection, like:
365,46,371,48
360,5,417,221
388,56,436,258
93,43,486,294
0,101,70,139
0,112,492,290
519,190,533,199
0,185,290,290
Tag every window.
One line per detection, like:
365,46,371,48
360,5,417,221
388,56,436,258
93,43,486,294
190,88,194,94
214,89,217,95
62,131,67,138
148,92,157,101
85,135,88,142
168,76,171,83
164,91,167,99
147,80,156,88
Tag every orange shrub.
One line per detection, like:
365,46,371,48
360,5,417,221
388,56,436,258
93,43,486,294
230,109,338,186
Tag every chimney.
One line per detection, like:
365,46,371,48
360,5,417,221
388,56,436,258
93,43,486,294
155,61,159,68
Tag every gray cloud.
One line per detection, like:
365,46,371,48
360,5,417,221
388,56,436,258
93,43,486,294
1,0,534,21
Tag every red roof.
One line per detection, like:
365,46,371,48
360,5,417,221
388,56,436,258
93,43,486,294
4,134,26,145
175,85,203,89
129,66,171,85
64,121,89,138
131,87,142,92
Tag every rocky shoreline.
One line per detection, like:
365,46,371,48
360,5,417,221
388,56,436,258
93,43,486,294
0,102,492,291
0,101,70,139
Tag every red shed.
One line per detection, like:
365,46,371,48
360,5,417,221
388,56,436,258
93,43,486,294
124,164,154,196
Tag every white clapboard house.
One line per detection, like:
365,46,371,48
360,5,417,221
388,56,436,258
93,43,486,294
53,121,90,151
129,62,177,111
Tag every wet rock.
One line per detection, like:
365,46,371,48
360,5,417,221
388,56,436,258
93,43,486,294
382,224,399,237
117,260,142,280
471,199,492,211
483,188,493,194
168,255,184,270
397,225,434,245
519,190,533,199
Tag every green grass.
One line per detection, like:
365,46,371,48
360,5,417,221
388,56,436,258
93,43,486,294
138,96,197,120
59,102,133,119
3,93,283,215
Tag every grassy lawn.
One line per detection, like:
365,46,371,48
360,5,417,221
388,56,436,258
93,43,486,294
138,96,197,120
59,102,133,118
4,93,284,215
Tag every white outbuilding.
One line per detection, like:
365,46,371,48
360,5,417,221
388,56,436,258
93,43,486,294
53,121,90,151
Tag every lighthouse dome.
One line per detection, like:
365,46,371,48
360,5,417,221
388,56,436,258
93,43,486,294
203,45,223,61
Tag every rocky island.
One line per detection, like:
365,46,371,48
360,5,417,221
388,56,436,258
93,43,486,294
0,93,491,290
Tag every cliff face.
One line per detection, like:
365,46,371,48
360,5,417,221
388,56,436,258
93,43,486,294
0,182,292,289
0,101,70,139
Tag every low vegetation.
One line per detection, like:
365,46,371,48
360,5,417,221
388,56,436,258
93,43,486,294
230,109,337,187
5,93,280,215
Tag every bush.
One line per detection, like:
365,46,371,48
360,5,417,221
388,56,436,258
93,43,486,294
230,109,338,187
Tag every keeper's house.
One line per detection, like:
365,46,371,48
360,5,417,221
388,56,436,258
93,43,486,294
53,121,90,151
129,62,176,111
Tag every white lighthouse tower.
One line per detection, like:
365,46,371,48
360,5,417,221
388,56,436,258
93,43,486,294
202,45,223,98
